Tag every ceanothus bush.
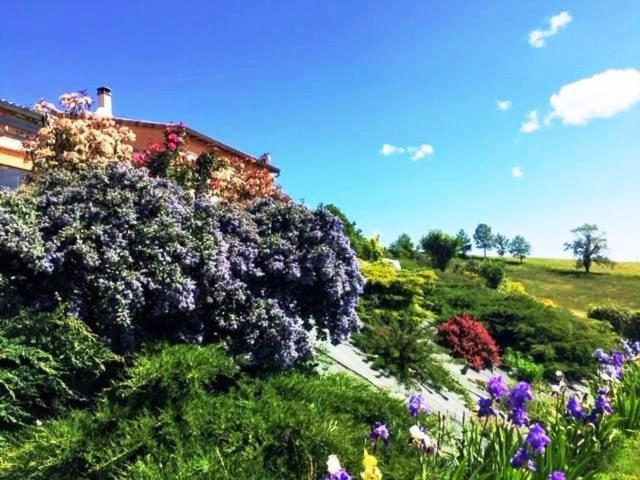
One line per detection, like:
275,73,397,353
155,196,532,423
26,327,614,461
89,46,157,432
0,164,363,366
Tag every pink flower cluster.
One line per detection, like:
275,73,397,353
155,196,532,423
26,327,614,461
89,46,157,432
132,123,187,167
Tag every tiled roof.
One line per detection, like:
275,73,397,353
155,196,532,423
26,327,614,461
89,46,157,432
0,99,43,121
117,117,280,174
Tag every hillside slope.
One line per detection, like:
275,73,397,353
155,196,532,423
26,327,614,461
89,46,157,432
504,257,640,314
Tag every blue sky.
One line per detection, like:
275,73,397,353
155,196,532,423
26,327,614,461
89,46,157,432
2,0,639,260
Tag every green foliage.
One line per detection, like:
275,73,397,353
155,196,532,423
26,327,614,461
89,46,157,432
587,304,640,340
355,262,464,394
0,308,119,435
494,234,510,256
324,204,385,261
388,233,418,260
473,223,494,257
430,277,617,379
509,235,532,263
455,229,472,258
0,344,426,479
420,230,459,271
503,348,545,383
478,259,506,289
564,224,613,273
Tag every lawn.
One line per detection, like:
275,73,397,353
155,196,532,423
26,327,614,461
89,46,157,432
503,257,640,314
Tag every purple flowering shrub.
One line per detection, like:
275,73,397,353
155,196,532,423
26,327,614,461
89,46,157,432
0,164,364,366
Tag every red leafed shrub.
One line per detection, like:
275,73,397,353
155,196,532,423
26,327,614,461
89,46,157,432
438,314,500,371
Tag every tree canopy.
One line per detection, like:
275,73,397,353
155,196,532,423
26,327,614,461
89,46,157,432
564,224,613,273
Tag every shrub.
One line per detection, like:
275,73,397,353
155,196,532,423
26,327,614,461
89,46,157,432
27,92,135,174
498,279,527,296
0,308,119,434
438,314,501,371
355,262,463,392
0,344,424,479
420,230,459,271
503,348,544,383
478,259,505,289
0,164,363,367
588,304,640,339
324,204,386,261
472,294,615,379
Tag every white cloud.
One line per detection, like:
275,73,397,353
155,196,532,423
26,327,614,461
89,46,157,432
528,11,572,48
520,110,540,133
546,69,640,126
380,143,405,156
408,144,434,161
512,165,524,178
497,100,512,111
380,143,434,161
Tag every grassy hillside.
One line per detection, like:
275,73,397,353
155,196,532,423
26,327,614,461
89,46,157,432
503,257,640,314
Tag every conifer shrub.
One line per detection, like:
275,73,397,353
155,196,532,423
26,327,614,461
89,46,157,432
0,308,119,435
0,344,424,480
429,278,617,379
438,314,501,371
588,304,640,340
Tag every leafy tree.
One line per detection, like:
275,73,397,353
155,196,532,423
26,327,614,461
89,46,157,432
456,229,472,258
509,235,532,263
420,230,459,271
473,223,494,258
564,224,613,273
494,234,510,256
324,204,384,261
388,233,417,260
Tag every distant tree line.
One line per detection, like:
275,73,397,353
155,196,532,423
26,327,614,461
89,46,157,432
324,204,612,275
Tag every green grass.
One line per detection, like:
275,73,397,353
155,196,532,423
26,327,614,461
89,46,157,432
595,433,640,479
503,257,640,314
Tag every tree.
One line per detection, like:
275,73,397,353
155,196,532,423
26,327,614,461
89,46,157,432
388,233,417,260
456,229,472,258
473,224,494,258
564,224,613,273
420,230,459,271
494,234,510,256
509,235,532,263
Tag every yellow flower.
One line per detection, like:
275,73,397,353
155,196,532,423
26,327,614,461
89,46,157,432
360,450,382,480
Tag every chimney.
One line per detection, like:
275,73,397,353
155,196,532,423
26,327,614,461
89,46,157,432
95,86,112,117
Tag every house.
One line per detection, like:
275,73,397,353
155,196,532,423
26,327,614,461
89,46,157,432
0,87,279,189
0,99,43,188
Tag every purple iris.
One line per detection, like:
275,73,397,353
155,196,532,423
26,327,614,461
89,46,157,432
593,348,610,364
325,471,351,480
510,447,536,471
477,397,497,418
486,375,509,400
509,382,534,409
592,387,613,416
369,421,390,445
525,423,550,455
507,382,533,428
549,472,566,480
407,393,430,417
508,406,529,427
566,396,586,420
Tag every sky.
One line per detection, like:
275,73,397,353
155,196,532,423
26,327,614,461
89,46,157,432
2,0,639,260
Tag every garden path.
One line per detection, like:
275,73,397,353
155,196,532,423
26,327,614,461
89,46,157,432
318,341,513,422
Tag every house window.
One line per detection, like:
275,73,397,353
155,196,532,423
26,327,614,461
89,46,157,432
0,166,27,189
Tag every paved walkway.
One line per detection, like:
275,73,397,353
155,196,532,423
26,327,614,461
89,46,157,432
317,341,512,422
